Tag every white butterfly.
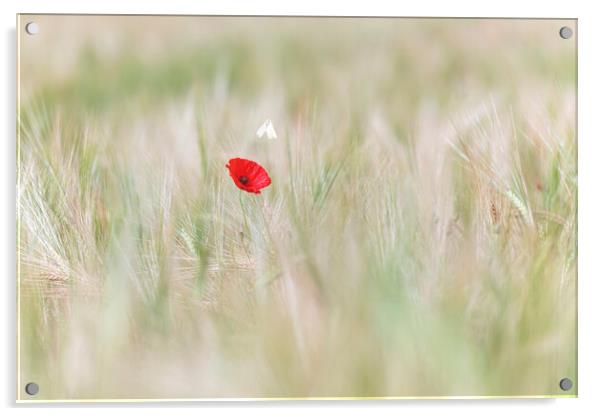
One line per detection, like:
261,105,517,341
256,119,278,140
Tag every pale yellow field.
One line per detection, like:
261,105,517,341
18,16,577,400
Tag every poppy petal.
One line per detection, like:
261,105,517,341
226,158,272,194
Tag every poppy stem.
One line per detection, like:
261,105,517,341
238,192,254,264
239,191,250,236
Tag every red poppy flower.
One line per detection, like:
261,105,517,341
225,158,272,194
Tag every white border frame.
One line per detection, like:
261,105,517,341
3,1,601,415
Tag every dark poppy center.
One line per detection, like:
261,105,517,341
239,176,249,185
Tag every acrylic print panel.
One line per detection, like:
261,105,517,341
17,15,577,401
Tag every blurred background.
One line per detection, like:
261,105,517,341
18,16,576,399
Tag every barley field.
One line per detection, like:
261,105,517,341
17,16,577,400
